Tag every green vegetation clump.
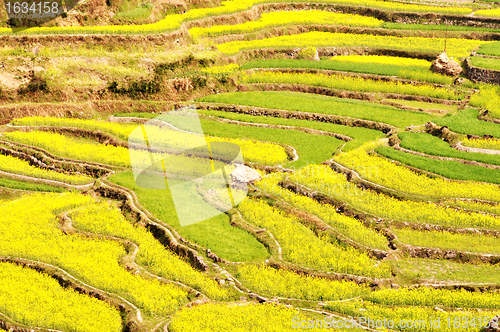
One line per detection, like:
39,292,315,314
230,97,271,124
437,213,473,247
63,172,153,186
476,41,500,56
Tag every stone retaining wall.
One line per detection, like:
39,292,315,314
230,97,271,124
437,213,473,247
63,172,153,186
465,57,500,85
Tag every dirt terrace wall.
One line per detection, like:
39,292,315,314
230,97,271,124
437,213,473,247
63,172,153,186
465,57,500,85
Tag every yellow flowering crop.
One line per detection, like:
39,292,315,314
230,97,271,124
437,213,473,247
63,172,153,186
238,198,392,277
257,174,389,250
0,262,122,332
11,117,288,165
462,137,500,151
327,299,498,332
290,165,500,230
12,116,137,140
241,71,465,100
334,147,500,201
0,193,187,315
200,63,240,75
190,11,383,40
218,31,489,58
469,87,500,119
236,264,369,301
170,302,332,331
476,8,500,18
71,202,228,300
366,286,500,309
0,154,92,185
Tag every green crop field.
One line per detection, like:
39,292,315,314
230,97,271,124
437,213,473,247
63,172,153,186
1,0,500,330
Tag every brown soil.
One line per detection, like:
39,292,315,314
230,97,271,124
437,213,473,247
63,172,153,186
0,71,22,90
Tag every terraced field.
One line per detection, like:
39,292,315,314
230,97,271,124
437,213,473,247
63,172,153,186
1,0,500,331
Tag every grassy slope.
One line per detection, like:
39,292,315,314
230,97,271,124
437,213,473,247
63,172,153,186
241,59,451,84
477,41,500,56
376,146,500,184
169,116,345,168
198,109,385,151
399,132,500,166
470,57,500,71
434,108,500,138
108,171,269,262
393,227,500,255
198,91,435,128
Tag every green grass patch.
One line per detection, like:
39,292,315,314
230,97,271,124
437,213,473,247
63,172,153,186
241,59,451,84
434,108,500,138
164,111,344,168
399,132,500,166
392,258,500,285
114,5,152,21
198,109,384,151
0,176,66,192
198,91,435,128
218,31,484,58
393,227,500,255
470,56,500,71
376,146,500,184
108,171,269,262
476,41,500,56
385,99,458,112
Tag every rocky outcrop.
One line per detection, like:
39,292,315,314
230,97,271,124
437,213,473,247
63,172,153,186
231,164,262,186
431,52,463,76
424,121,460,143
